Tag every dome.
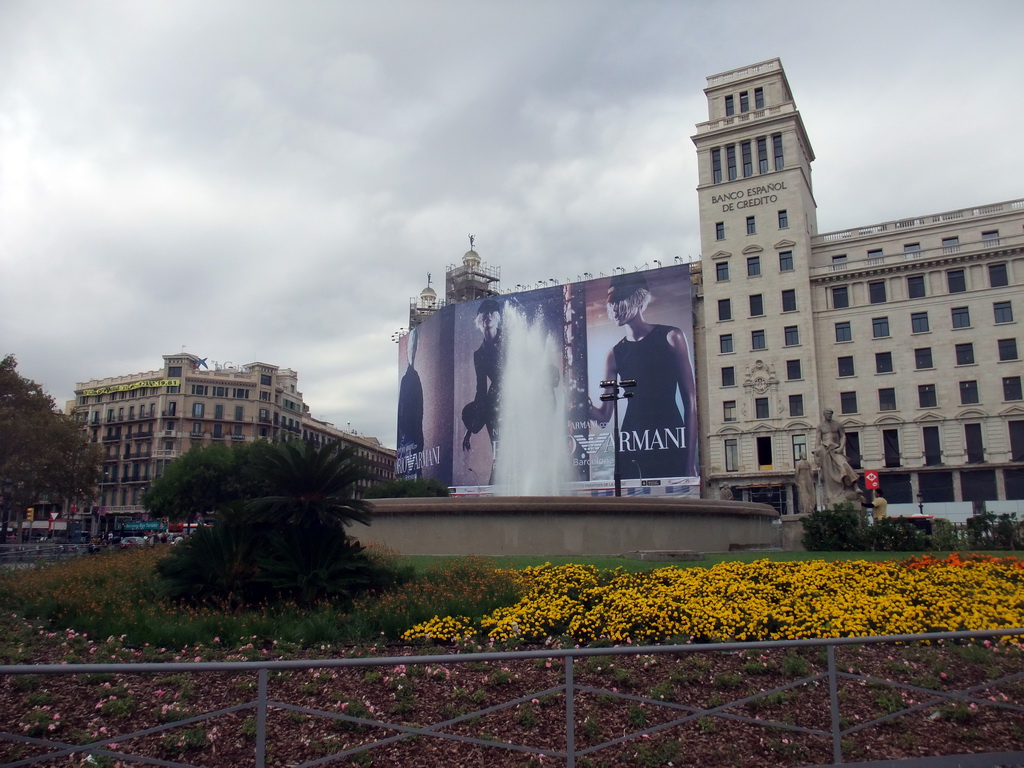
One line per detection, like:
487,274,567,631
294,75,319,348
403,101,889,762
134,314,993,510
419,284,437,307
462,248,481,268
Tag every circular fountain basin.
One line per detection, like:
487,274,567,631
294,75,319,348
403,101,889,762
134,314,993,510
361,495,779,556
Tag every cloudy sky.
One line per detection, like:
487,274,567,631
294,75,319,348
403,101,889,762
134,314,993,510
2,0,1022,448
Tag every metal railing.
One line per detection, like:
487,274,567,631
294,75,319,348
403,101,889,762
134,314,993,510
0,543,96,567
2,628,1024,767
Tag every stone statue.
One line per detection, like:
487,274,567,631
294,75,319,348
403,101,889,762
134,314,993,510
718,483,733,501
813,409,860,507
794,458,816,515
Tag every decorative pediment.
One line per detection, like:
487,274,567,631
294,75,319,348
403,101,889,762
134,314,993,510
873,415,904,426
835,416,866,429
774,239,797,250
741,244,764,255
716,425,743,436
956,408,989,420
998,404,1024,418
710,250,732,261
743,359,778,394
783,421,813,431
749,423,776,434
912,411,944,423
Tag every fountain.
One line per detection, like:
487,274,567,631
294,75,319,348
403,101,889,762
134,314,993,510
493,304,573,495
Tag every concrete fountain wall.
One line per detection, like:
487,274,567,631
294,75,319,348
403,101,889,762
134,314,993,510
360,496,780,556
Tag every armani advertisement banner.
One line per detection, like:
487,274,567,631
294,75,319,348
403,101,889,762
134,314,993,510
396,265,699,496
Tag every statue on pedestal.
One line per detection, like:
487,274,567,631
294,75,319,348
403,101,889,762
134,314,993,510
794,458,817,515
813,409,859,507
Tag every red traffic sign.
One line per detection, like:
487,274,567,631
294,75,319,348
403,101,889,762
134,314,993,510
864,470,880,490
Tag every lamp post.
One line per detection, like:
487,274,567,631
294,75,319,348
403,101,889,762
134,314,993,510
1,478,11,544
917,491,924,516
599,378,636,497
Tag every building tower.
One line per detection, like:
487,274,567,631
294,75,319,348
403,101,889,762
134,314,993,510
692,58,821,511
445,236,500,304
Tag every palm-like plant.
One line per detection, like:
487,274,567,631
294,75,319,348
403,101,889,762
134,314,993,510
244,440,372,531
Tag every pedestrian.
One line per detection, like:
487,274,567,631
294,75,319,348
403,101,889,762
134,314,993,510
872,489,888,524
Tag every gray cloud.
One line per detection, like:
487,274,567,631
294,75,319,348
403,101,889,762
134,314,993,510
2,0,1023,446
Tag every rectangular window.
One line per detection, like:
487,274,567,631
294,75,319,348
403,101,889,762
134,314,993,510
784,325,800,346
191,422,203,436
718,298,732,321
878,387,897,411
846,431,862,468
994,301,1014,324
786,359,802,380
747,256,761,276
723,400,737,422
960,380,980,405
212,423,223,438
951,306,971,329
835,321,852,342
832,286,849,309
725,439,738,471
989,263,1009,287
778,209,788,229
214,404,224,420
904,242,921,255
235,405,244,420
754,87,764,109
789,394,804,417
757,137,768,174
883,428,901,467
751,329,766,350
721,366,736,387
191,402,204,418
876,351,893,373
872,317,890,338
1011,421,1024,462
923,425,942,466
720,334,734,354
739,91,749,113
749,294,764,316
998,338,1019,361
918,384,937,408
907,274,926,298
725,95,735,116
840,391,858,414
212,385,227,398
965,423,985,464
716,222,725,241
779,250,793,271
755,397,770,419
711,148,722,184
837,356,855,377
942,236,960,254
726,144,737,180
167,366,182,377
955,342,975,365
781,289,797,312
947,269,966,293
832,254,848,267
232,388,249,399
911,312,930,333
746,215,756,235
716,261,729,281
792,434,807,462
260,373,272,386
868,280,887,304
191,384,207,396
982,229,1000,244
741,140,753,177
772,133,784,169
867,248,883,262
1004,376,1023,401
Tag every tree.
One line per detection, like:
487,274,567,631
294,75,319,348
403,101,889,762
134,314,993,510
363,477,450,499
0,355,101,527
243,440,371,531
144,441,274,522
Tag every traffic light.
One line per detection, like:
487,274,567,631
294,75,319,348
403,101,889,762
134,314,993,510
25,508,34,522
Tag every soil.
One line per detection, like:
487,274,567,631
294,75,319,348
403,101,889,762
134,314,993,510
3,637,1024,767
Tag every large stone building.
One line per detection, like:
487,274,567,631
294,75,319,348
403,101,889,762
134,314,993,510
692,58,1024,513
69,353,394,533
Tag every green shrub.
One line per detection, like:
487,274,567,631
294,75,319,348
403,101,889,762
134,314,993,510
801,503,867,551
868,518,929,552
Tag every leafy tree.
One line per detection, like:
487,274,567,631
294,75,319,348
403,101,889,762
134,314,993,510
243,440,371,531
363,477,450,499
144,441,274,522
0,354,101,522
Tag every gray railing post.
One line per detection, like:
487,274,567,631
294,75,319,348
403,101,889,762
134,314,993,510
256,667,268,768
827,644,842,765
565,653,575,768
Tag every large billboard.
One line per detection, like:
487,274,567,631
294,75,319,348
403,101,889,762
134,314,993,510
396,264,698,496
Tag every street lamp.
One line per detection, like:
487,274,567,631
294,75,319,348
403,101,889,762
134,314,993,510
0,478,11,544
599,378,636,497
917,491,924,516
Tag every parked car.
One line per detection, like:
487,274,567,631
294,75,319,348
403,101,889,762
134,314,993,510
120,536,147,548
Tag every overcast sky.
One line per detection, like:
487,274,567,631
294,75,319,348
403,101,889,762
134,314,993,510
2,0,1022,448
